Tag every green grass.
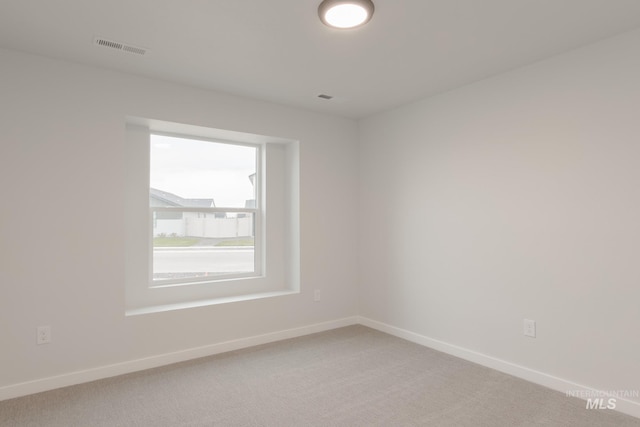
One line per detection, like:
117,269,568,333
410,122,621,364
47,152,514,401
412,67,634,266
153,237,199,247
215,238,255,247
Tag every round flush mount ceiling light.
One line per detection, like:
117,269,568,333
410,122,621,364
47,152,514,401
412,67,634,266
318,0,375,29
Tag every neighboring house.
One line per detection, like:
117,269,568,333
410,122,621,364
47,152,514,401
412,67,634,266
150,188,253,239
150,187,216,209
240,173,256,216
151,187,226,216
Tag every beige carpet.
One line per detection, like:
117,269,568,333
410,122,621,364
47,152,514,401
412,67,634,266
1,325,638,426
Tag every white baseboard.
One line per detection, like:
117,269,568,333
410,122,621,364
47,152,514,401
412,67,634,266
0,316,359,402
358,316,640,420
3,315,638,421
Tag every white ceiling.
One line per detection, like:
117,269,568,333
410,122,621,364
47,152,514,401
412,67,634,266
2,0,640,119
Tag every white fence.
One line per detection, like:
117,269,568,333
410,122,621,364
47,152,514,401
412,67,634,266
154,219,184,236
154,215,253,238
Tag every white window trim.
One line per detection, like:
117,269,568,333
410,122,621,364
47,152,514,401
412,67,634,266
124,118,300,315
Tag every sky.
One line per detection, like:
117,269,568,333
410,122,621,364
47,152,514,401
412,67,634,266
150,134,256,208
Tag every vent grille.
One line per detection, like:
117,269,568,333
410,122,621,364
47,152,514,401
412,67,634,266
318,94,333,100
94,37,148,56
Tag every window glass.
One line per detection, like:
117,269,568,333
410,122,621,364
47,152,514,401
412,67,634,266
149,134,258,284
150,135,256,208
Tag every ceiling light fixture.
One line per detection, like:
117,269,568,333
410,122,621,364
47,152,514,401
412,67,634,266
318,0,375,29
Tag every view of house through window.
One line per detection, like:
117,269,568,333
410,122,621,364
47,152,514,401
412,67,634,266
149,134,259,284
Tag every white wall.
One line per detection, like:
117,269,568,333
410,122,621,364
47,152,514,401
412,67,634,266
0,47,359,389
3,26,640,409
359,29,640,402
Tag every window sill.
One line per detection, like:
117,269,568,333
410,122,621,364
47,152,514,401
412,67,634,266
125,289,299,316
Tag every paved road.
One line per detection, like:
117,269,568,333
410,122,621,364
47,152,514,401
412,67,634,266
153,247,254,274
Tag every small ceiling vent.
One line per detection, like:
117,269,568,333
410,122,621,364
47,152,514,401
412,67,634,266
94,37,148,56
318,94,333,100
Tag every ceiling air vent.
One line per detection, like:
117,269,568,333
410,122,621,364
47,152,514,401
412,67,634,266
94,37,148,56
318,94,333,100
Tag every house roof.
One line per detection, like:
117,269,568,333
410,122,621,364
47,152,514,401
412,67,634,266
150,188,214,208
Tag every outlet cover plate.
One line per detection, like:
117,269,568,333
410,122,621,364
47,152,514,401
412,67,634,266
37,326,51,344
523,319,536,338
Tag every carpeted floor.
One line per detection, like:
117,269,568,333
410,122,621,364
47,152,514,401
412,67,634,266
1,325,638,426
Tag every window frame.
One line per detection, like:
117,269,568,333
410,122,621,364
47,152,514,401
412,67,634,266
148,131,264,287
125,118,300,315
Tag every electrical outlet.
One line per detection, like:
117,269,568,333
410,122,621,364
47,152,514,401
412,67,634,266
37,326,51,345
523,319,536,338
314,289,321,302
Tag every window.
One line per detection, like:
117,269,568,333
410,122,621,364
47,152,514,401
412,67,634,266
149,134,261,284
125,119,300,314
